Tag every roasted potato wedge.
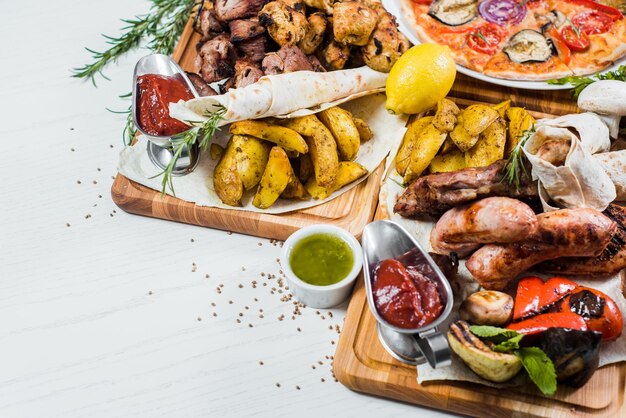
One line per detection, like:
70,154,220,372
305,161,368,200
429,150,466,173
232,135,272,190
253,147,293,209
465,118,507,168
281,116,317,136
214,138,244,207
459,105,500,137
318,107,360,161
439,136,458,154
299,153,314,182
450,123,479,152
230,120,308,154
492,100,511,118
352,115,373,142
505,107,536,157
210,143,224,161
404,124,447,182
432,98,460,133
303,118,339,188
282,173,309,200
396,116,433,176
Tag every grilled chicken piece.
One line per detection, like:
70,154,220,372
394,160,539,219
538,204,626,276
362,8,409,72
466,208,617,290
321,39,351,70
303,0,335,14
237,35,268,62
259,1,308,46
194,7,226,39
281,0,306,12
332,1,378,46
229,17,265,42
430,197,539,257
234,59,265,88
214,0,267,22
186,72,218,96
299,12,327,54
262,45,314,74
195,34,237,83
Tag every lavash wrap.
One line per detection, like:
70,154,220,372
522,113,617,211
169,67,387,124
119,67,409,214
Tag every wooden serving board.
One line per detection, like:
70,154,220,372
334,210,626,418
111,18,384,241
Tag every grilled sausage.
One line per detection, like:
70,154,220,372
430,197,538,257
466,208,617,290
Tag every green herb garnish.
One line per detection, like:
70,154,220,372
155,104,227,195
502,126,535,191
469,325,521,342
514,347,558,396
548,65,626,98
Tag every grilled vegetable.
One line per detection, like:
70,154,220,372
537,328,601,388
233,135,272,190
553,287,624,341
396,116,433,176
429,0,479,26
492,99,511,118
478,0,527,25
464,118,507,167
428,150,466,173
505,107,535,156
253,146,293,209
214,138,244,207
504,30,554,63
282,170,309,200
432,98,461,133
352,116,373,141
458,105,500,137
210,143,224,160
513,276,579,321
448,320,523,382
404,123,448,182
318,107,361,161
305,161,367,199
507,312,588,336
460,291,514,326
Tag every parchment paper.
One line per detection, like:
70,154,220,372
378,168,626,389
118,93,408,214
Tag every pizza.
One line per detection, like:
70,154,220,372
399,0,626,80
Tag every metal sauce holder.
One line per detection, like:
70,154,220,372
361,220,454,368
131,54,200,175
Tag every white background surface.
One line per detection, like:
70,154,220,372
0,1,454,417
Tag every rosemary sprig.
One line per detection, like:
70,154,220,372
547,65,626,98
502,127,536,191
72,0,196,84
156,104,227,195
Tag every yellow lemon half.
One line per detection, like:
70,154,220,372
386,44,456,115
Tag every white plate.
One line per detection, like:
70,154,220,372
383,0,626,91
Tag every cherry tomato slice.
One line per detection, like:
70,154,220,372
548,27,572,65
560,25,591,51
572,10,615,35
467,23,507,55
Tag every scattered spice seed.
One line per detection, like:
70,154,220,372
211,303,216,307
236,319,241,323
205,274,210,278
248,324,253,327
229,300,233,304
71,148,75,151
321,378,325,382
238,284,243,288
190,238,195,242
312,365,316,369
296,386,301,390
77,180,82,184
92,180,97,184
148,291,153,295
297,328,301,332
66,223,71,227
259,361,264,365
212,312,217,317
276,383,281,387
85,214,91,219
197,317,202,321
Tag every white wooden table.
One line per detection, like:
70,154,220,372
0,1,453,416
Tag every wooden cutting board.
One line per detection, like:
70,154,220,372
334,210,626,418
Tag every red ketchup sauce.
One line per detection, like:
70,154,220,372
137,74,194,136
372,254,443,329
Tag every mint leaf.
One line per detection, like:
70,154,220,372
493,333,524,352
514,347,557,396
469,325,521,344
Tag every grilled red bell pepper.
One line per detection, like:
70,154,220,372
552,287,624,341
508,312,588,336
564,0,624,20
513,276,579,321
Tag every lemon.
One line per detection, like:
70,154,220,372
386,44,456,115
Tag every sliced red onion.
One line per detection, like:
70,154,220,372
478,0,527,26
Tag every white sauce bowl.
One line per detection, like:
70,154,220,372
281,225,363,309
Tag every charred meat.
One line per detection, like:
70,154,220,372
229,17,265,42
237,35,268,62
185,72,218,96
332,1,378,46
195,34,237,84
361,7,410,72
234,59,265,88
262,45,314,74
298,12,327,54
394,160,538,219
321,39,351,70
303,0,335,14
214,0,268,22
259,1,308,46
194,7,226,39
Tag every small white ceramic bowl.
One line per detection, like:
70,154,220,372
281,225,363,309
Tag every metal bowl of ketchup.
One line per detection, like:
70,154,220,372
132,54,200,174
362,220,454,367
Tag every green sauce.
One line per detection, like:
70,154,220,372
289,233,354,286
